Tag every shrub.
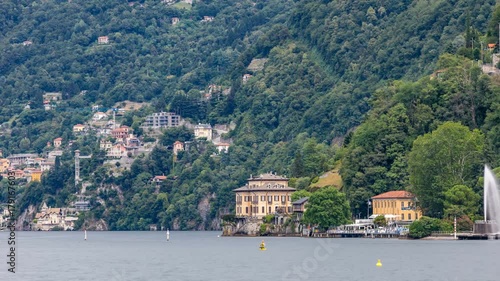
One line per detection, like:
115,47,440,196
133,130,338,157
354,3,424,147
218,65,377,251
373,215,387,227
263,214,274,223
259,224,268,235
409,216,452,238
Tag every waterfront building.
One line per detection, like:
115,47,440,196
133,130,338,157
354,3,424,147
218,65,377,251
292,197,309,221
233,173,296,219
371,190,422,222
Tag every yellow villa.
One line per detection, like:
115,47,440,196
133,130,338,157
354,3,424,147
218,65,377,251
30,170,43,182
194,124,213,141
0,159,10,173
234,173,296,219
371,190,422,222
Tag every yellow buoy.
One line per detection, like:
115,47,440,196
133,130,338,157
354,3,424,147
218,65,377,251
260,240,266,251
376,259,382,267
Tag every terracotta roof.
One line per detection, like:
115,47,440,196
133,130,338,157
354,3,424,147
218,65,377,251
46,208,62,214
154,175,167,180
112,128,129,132
248,173,288,181
54,138,62,141
371,190,415,199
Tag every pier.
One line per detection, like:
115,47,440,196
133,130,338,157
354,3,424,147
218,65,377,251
456,233,500,240
309,230,405,239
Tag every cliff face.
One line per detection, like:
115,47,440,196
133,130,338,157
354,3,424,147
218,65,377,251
78,219,108,231
222,218,260,236
17,204,36,231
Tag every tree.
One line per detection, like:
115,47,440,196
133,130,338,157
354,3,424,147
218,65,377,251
373,215,387,227
19,137,31,150
443,185,480,218
303,187,351,230
408,122,484,217
291,189,311,202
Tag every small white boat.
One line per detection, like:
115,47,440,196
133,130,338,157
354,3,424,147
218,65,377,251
84,230,87,241
166,229,170,241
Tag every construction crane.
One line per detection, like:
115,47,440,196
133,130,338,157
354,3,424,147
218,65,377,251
74,150,92,193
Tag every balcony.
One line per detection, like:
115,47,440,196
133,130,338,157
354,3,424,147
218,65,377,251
401,206,415,211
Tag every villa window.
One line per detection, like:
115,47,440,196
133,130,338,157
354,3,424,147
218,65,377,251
416,213,418,220
245,207,248,214
268,196,272,203
268,206,271,213
408,213,412,220
261,196,265,201
274,196,279,201
401,202,404,208
262,206,264,213
401,214,404,220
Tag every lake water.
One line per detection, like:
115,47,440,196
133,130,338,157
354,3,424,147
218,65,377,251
0,231,499,281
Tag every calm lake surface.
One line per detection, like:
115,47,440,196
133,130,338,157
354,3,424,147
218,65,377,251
0,231,499,281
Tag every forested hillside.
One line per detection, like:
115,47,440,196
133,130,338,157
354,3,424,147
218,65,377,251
0,0,499,230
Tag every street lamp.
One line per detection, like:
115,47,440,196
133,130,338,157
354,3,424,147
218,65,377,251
367,199,372,219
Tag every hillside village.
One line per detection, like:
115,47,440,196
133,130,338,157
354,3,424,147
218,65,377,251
1,91,235,230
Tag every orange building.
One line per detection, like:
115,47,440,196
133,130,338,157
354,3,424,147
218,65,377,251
371,191,422,222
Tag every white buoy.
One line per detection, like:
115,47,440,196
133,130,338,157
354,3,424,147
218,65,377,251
84,230,87,241
166,229,170,241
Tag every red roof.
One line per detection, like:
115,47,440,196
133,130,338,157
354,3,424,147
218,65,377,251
371,190,415,199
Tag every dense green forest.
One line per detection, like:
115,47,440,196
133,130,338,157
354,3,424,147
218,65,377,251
1,0,500,230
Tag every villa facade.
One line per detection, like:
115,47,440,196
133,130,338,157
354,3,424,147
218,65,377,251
371,190,422,222
194,124,212,141
233,173,296,219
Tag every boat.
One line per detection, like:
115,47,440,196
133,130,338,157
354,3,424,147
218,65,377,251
166,229,170,241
